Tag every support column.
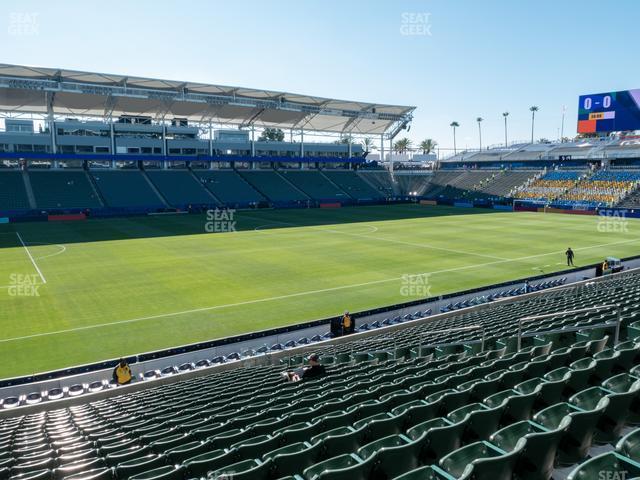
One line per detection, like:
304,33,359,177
251,125,255,157
380,134,384,165
110,123,115,156
208,123,213,156
162,125,167,155
49,117,57,155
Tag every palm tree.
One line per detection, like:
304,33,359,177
361,137,376,153
476,117,483,151
393,137,412,154
419,138,437,155
450,122,460,154
529,106,539,143
502,112,509,147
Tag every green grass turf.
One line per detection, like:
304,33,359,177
0,204,639,379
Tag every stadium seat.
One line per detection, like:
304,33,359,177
262,441,323,478
567,452,640,480
302,453,375,480
534,399,607,465
436,440,523,480
210,459,271,480
184,450,235,478
356,434,421,480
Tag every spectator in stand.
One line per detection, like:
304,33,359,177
342,310,355,334
113,358,132,386
280,354,326,382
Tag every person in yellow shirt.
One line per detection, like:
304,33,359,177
342,311,355,334
113,359,132,385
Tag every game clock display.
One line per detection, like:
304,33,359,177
578,89,640,133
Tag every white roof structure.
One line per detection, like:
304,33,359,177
0,64,415,135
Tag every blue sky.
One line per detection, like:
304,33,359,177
2,0,639,152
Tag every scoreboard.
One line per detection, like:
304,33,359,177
578,89,640,133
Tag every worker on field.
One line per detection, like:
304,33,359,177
113,358,132,386
566,247,575,267
342,310,355,335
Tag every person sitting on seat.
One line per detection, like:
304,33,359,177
281,354,326,382
113,358,132,386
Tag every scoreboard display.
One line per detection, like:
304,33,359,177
578,89,640,133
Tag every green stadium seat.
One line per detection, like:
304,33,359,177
356,434,420,480
314,410,356,432
128,465,184,480
231,434,281,461
593,349,622,383
274,422,322,446
570,385,637,442
436,440,523,480
164,441,210,464
356,413,404,443
451,403,504,443
262,441,323,478
183,450,235,478
311,426,365,460
491,417,571,480
11,458,56,476
484,390,537,425
114,454,167,479
52,459,105,480
392,465,440,480
63,468,114,480
302,453,374,480
617,429,640,462
534,400,607,465
207,428,253,449
567,452,640,480
406,418,466,464
149,433,190,454
210,459,271,480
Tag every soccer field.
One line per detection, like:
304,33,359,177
0,204,638,379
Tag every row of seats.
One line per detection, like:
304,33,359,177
1,271,640,480
0,172,30,210
0,169,392,212
1,330,640,480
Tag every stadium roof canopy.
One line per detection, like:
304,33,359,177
0,64,415,136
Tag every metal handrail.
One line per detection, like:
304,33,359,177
517,304,620,351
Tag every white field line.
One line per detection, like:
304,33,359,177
30,243,67,261
0,236,638,343
15,232,46,284
248,216,507,261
